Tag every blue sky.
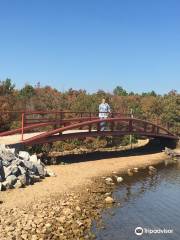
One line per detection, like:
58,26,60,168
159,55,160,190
0,0,179,93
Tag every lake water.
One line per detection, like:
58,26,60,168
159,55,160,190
92,160,180,240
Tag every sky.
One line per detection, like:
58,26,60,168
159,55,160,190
0,0,180,93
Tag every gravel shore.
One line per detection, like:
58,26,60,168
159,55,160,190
0,151,167,239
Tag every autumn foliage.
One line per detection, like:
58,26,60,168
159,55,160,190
0,79,179,142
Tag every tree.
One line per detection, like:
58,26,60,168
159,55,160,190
0,79,16,130
19,85,35,99
142,90,157,97
0,78,15,95
18,85,35,110
113,86,128,96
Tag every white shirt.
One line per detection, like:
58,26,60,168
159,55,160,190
99,103,111,118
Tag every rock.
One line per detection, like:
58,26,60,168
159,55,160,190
6,175,17,186
1,159,11,167
10,164,20,177
148,166,157,172
105,177,113,183
14,179,23,189
148,171,155,176
3,166,12,178
5,226,15,232
0,144,6,153
133,167,138,173
2,180,12,190
62,207,72,216
105,192,111,197
127,169,133,176
30,155,40,164
105,196,114,204
18,165,27,175
57,216,66,223
21,233,28,240
4,164,20,178
0,150,16,162
76,220,83,226
18,174,27,186
31,235,38,240
23,160,37,173
8,148,16,155
46,170,56,177
45,223,52,232
13,158,22,165
0,160,5,182
19,151,30,161
75,206,81,212
35,163,45,177
31,175,41,182
116,177,123,183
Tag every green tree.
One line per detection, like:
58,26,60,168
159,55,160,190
142,90,157,97
18,85,35,110
0,78,15,95
113,86,128,96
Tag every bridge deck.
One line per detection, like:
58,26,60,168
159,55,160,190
0,130,95,145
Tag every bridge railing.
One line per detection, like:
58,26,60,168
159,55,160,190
23,111,131,123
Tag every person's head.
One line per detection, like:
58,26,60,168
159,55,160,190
102,98,106,104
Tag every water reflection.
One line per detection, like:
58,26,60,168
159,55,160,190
93,161,180,240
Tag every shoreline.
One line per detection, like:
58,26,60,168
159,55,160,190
0,151,169,239
0,151,166,209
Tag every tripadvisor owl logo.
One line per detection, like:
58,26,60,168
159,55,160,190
135,227,144,236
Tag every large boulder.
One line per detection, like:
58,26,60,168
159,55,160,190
19,151,30,161
34,163,45,177
7,148,16,154
22,160,37,173
6,175,17,187
4,164,20,178
1,159,11,167
0,144,6,153
12,158,22,166
10,164,20,177
0,151,16,162
30,155,41,164
14,179,23,189
2,181,12,190
18,165,27,175
18,174,27,186
3,166,12,178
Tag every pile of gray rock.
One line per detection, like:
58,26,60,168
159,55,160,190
164,147,180,159
0,144,54,191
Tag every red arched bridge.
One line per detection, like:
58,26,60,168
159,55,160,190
0,111,179,146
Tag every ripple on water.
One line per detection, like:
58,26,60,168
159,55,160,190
92,163,180,240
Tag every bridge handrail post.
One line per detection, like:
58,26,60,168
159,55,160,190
129,119,133,132
21,112,25,141
130,108,134,118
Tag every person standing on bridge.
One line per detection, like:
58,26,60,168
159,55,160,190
99,98,111,131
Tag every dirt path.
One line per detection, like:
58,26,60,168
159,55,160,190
0,151,166,209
